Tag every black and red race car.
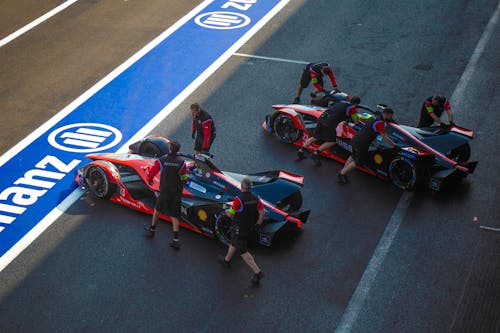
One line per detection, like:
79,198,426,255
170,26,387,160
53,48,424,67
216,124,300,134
262,92,477,191
76,136,310,246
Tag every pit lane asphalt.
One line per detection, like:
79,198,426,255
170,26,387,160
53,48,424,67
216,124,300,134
1,1,499,332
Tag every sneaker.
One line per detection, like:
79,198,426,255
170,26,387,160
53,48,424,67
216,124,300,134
144,224,155,237
217,255,231,268
337,172,349,184
170,240,180,250
311,153,322,166
293,97,300,104
297,149,306,160
251,271,264,285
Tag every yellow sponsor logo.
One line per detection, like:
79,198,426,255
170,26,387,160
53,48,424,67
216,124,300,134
197,209,208,221
374,154,383,164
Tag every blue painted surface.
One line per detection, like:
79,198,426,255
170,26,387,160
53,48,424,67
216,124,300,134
0,0,285,257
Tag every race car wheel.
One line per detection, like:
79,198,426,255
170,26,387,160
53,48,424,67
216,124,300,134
214,211,232,246
448,143,470,163
273,113,302,143
87,166,113,199
389,157,417,190
277,191,303,212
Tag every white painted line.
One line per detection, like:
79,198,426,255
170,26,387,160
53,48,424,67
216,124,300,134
0,0,80,48
450,0,500,109
233,52,309,64
335,2,500,331
479,225,500,232
335,191,413,333
0,0,290,271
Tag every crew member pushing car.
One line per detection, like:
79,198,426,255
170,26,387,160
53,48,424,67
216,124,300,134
297,96,361,166
293,62,338,104
190,103,216,154
218,177,265,285
338,107,398,184
417,95,454,128
144,140,187,249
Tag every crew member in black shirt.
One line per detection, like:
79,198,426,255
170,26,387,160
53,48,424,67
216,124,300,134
144,141,187,249
217,177,265,285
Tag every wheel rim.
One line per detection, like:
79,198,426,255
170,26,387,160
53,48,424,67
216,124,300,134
389,158,416,190
274,114,301,143
88,167,109,198
214,212,232,245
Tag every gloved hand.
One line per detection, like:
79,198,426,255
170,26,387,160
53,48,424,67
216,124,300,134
440,123,450,130
148,178,154,185
333,86,339,93
449,121,455,126
310,91,317,98
191,131,196,139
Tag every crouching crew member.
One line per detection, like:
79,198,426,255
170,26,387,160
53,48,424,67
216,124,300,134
338,107,398,184
417,95,453,128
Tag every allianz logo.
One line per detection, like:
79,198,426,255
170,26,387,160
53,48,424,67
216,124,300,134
48,123,122,153
195,11,251,29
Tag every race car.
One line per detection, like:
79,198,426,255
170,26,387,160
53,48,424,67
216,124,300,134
76,136,310,246
262,96,477,191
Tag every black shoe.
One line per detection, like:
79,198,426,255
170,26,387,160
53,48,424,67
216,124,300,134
251,271,264,285
293,97,300,104
170,240,180,250
297,149,306,160
217,255,231,268
337,172,349,184
311,153,322,166
144,224,155,237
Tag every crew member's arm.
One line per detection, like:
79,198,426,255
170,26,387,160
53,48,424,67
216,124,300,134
374,121,397,147
179,162,188,184
147,160,161,184
444,99,453,123
226,196,242,217
309,68,324,93
201,119,213,150
327,66,338,89
424,101,443,125
348,105,360,124
191,118,196,139
256,198,265,226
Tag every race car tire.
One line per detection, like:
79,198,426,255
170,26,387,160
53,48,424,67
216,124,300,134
389,157,417,190
277,191,303,212
447,143,470,163
273,113,302,143
214,211,232,246
87,166,115,199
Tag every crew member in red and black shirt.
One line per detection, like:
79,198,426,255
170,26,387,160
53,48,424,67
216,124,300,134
144,140,188,249
417,95,454,128
217,177,265,285
190,103,216,154
297,96,361,166
293,62,338,104
338,107,398,184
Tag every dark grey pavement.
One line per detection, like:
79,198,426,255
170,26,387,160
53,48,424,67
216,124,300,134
1,0,499,332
